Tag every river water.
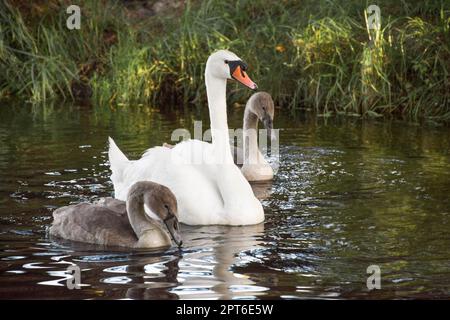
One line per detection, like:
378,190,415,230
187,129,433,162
0,102,449,299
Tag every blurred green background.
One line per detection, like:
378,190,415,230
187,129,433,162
1,0,449,123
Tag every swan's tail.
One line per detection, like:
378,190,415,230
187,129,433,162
108,137,129,188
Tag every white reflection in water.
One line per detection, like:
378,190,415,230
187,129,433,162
1,255,26,261
102,276,133,284
171,223,266,299
23,262,54,269
229,285,269,292
51,255,72,262
104,265,128,274
144,263,167,276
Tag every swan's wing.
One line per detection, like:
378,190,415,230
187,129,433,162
111,140,226,224
49,203,137,246
113,146,171,200
93,197,126,214
108,137,131,188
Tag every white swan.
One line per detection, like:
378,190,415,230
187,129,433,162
109,50,264,226
49,181,182,248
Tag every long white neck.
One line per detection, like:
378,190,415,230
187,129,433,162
243,99,259,165
205,71,233,164
202,56,263,224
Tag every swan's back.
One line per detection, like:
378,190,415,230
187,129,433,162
109,138,264,225
111,140,227,224
49,199,138,247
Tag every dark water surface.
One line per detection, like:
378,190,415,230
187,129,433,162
0,102,449,299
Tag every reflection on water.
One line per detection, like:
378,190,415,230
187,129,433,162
0,103,449,299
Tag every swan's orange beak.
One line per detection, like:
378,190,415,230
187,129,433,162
232,66,258,90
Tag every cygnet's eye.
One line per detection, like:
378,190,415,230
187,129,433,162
173,222,178,230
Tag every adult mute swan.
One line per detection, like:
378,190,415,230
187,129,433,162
164,91,276,182
109,50,264,226
49,181,182,248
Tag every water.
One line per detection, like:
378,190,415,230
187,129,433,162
0,102,449,299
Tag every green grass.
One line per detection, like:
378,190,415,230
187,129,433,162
0,0,126,102
1,0,449,123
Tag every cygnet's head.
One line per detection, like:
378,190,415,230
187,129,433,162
128,181,182,247
248,91,276,140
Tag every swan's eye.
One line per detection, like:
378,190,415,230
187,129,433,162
224,60,229,64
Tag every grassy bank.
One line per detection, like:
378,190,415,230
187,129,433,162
1,0,449,123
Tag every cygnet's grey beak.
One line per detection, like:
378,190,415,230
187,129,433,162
163,214,183,247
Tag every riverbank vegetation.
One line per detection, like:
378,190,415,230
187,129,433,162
1,0,449,123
